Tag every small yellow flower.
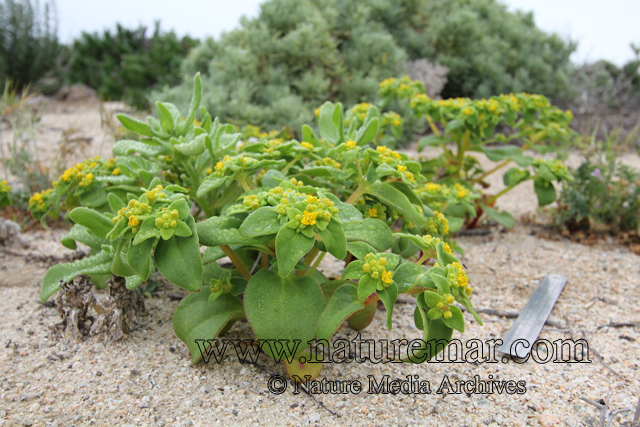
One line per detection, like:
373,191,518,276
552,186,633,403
381,269,393,284
112,168,120,175
301,141,314,150
128,216,140,227
301,211,318,226
368,208,378,218
346,140,357,149
397,165,407,172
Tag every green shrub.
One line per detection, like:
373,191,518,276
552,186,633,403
33,74,484,377
159,0,575,134
0,0,60,90
67,22,199,109
557,156,640,234
376,0,576,102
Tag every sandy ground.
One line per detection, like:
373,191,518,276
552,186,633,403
0,96,639,426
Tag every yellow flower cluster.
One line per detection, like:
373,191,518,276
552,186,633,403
243,195,263,210
449,262,472,296
315,157,341,169
28,189,53,212
364,203,387,220
155,209,180,230
283,194,339,233
375,145,403,164
435,293,456,319
111,185,165,233
422,234,453,255
211,278,231,295
362,253,394,290
0,180,11,193
425,210,449,236
262,138,284,154
300,141,315,150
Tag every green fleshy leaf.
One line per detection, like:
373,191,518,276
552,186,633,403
275,226,314,277
61,224,108,251
112,139,164,157
346,242,377,260
40,251,113,302
377,282,398,329
173,220,192,237
69,207,115,239
435,241,459,266
393,262,427,294
244,269,324,359
341,260,364,280
154,216,203,292
133,217,159,245
366,182,427,227
168,198,190,219
344,218,394,251
126,237,155,280
316,284,365,341
125,275,145,290
347,302,377,330
239,207,282,238
430,273,450,294
533,178,557,207
116,114,153,137
422,291,443,307
357,274,377,301
173,291,244,363
197,216,273,247
481,204,516,229
317,219,346,260
443,305,465,333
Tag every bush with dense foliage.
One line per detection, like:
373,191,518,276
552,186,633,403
33,74,486,377
0,0,60,90
158,0,575,134
67,22,199,109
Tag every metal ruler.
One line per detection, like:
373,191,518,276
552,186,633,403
497,274,567,359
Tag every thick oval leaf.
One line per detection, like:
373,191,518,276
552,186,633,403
533,178,557,207
481,204,516,229
154,216,203,292
40,251,113,302
367,182,427,227
173,290,244,363
284,349,323,381
317,219,346,260
275,226,314,277
443,305,465,333
116,114,153,137
317,284,365,341
418,135,449,151
173,133,207,157
347,302,376,331
393,262,427,294
341,260,364,280
481,146,533,167
346,242,377,260
356,117,379,145
318,102,340,144
156,101,175,131
402,315,454,363
239,207,282,238
244,269,325,359
69,207,115,239
61,224,108,251
344,218,394,251
378,282,398,330
112,140,164,157
197,216,273,247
